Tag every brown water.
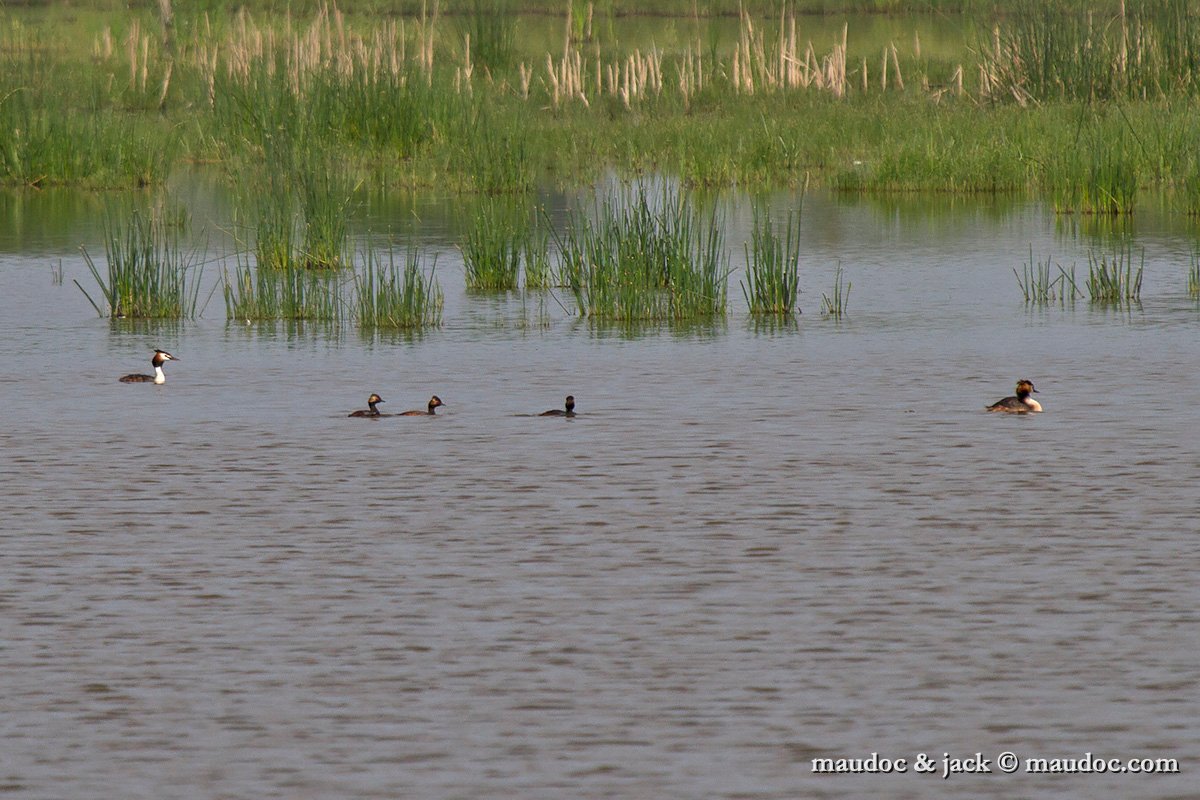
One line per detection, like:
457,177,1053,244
2,188,1197,799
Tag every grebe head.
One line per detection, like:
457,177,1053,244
151,348,177,366
368,393,385,406
1015,379,1037,397
564,395,575,412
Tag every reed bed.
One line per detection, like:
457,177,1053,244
557,187,728,321
742,209,801,315
77,211,204,319
820,262,851,318
10,1,1200,203
1045,127,1139,215
979,0,1200,104
1085,245,1143,305
222,259,344,322
354,243,444,328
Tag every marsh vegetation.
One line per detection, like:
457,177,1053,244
10,1,1200,322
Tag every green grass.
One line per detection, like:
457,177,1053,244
1190,246,1200,298
76,210,204,318
354,242,444,328
1185,247,1195,297
461,200,527,290
558,185,729,321
979,0,1200,103
1014,246,1079,305
8,2,1200,208
222,258,344,322
741,207,801,315
820,262,851,318
1085,245,1143,305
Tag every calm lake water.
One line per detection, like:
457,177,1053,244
1,185,1197,800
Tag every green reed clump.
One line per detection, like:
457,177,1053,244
1086,245,1143,305
1045,124,1139,215
1014,246,1080,306
742,208,801,315
462,200,526,290
558,187,728,321
522,223,554,289
297,156,355,269
77,211,203,318
222,258,344,322
354,243,444,329
819,262,851,318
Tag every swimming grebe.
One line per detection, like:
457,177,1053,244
398,395,444,416
540,395,576,417
119,349,176,384
987,379,1043,413
349,394,386,417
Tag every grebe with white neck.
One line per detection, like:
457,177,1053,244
119,349,176,384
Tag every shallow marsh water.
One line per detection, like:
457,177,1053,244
1,187,1198,799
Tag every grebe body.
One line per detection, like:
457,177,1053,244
399,396,444,416
349,394,386,417
987,380,1043,413
119,349,176,384
540,395,576,417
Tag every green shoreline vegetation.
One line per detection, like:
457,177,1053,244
10,0,1200,322
3,0,1199,205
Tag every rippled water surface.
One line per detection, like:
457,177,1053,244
2,189,1197,799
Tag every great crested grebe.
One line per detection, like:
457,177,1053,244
398,396,444,416
987,379,1043,413
119,349,176,384
349,394,386,417
539,395,576,417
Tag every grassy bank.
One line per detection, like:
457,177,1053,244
3,1,1200,213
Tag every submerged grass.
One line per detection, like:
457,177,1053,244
77,211,203,318
742,208,801,315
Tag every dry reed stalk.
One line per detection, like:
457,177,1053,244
519,62,531,99
157,61,173,109
95,26,113,60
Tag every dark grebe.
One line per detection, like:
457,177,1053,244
119,349,176,384
349,394,386,417
987,380,1042,413
399,395,444,416
539,395,576,417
